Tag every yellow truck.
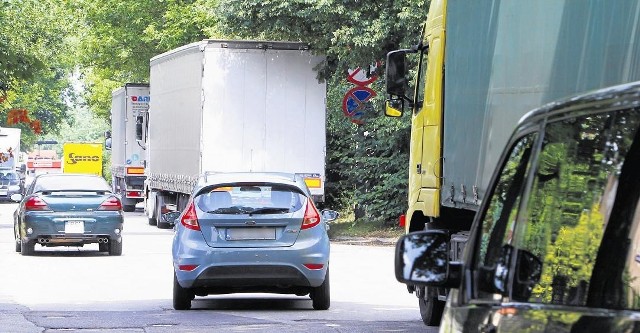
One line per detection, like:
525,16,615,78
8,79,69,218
385,0,640,326
63,143,103,176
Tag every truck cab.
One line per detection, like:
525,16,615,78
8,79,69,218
396,81,640,332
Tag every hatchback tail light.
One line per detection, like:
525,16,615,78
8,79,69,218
25,196,50,211
301,198,321,230
181,199,200,231
98,196,122,211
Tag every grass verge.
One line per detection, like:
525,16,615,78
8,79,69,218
327,217,405,240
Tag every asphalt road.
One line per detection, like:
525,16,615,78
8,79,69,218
0,203,437,332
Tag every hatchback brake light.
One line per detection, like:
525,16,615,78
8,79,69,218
301,199,321,230
25,196,50,211
98,196,122,211
181,199,200,231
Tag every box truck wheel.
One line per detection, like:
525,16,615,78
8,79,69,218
418,286,444,326
147,192,157,226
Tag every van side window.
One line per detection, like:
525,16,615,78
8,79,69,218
475,132,538,299
513,110,640,309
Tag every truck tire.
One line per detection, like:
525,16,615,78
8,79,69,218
173,273,193,310
123,204,136,212
310,268,330,310
418,286,444,326
147,194,157,226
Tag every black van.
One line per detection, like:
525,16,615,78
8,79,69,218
396,81,640,332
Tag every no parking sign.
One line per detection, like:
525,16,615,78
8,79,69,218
342,62,380,125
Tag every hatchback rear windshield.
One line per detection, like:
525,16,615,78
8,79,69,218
33,175,111,193
196,184,305,214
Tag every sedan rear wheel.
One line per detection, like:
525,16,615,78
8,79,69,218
109,239,123,256
14,229,21,253
20,239,35,256
99,242,109,252
173,273,193,310
310,268,330,310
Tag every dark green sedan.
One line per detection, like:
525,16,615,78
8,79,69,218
13,173,124,256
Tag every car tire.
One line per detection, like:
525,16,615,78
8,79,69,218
99,242,109,252
15,238,21,253
123,204,136,212
109,239,123,256
173,273,193,310
418,286,444,326
20,239,35,256
310,268,330,310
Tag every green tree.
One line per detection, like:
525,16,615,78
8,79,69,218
0,0,79,143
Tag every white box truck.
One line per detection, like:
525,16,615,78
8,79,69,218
145,40,327,227
109,83,150,212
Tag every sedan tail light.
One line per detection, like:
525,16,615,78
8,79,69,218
25,196,50,211
181,199,200,231
98,196,123,211
301,198,321,230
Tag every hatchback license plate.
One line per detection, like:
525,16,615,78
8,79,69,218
226,228,275,240
65,220,84,234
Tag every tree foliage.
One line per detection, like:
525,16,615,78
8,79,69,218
0,0,78,146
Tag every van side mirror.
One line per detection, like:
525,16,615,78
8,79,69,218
395,231,461,287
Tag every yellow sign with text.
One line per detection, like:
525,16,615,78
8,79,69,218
63,143,103,176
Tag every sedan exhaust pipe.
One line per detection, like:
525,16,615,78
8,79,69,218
38,238,50,244
98,237,109,243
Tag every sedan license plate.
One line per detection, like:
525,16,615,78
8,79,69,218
0,190,6,196
65,220,84,234
226,228,276,240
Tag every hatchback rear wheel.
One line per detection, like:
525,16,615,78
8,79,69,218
311,268,330,310
173,273,194,310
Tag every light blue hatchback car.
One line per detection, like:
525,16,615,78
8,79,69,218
171,172,338,310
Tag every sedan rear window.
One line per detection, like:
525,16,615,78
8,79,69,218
33,175,111,193
197,184,305,214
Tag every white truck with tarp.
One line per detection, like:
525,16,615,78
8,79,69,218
145,40,327,228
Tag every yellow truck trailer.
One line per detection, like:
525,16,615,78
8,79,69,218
63,143,103,176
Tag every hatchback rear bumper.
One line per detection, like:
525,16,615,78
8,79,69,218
174,232,329,291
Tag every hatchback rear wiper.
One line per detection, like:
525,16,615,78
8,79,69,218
207,206,252,214
249,207,290,215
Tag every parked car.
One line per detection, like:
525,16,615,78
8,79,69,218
396,81,640,332
171,172,338,310
0,170,24,201
13,173,124,256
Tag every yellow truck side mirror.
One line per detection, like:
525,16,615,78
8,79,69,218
385,99,404,117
